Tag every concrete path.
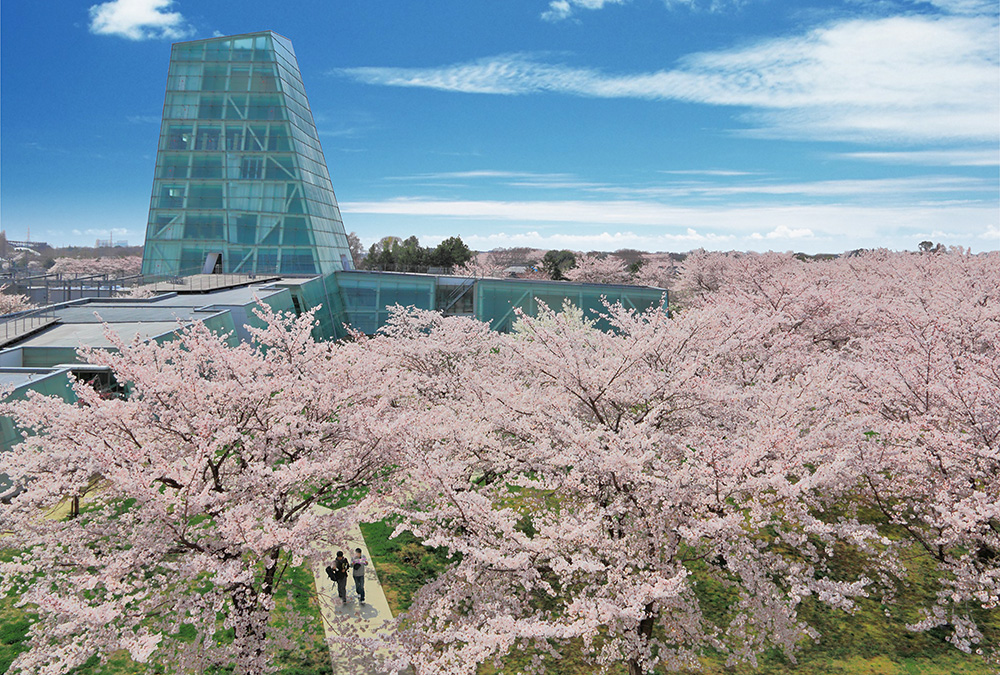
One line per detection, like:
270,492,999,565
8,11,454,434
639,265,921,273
309,507,397,674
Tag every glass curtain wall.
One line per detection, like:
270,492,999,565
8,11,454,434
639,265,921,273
325,271,667,338
141,31,354,277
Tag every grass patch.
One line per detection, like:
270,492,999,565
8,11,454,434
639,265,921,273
360,519,454,614
0,558,332,675
361,517,995,675
0,595,32,674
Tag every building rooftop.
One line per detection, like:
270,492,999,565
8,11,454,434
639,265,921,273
13,322,184,350
0,368,70,390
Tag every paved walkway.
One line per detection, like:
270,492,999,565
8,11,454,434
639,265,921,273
309,506,397,674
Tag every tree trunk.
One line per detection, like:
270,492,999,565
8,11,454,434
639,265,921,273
230,549,281,675
626,602,657,675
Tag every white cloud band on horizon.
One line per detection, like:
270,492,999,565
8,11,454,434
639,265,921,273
338,14,999,145
88,0,192,40
341,197,998,252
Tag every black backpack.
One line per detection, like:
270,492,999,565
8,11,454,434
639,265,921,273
325,565,335,582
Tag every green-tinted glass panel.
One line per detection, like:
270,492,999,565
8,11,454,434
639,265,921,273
142,31,354,277
183,215,224,239
260,222,281,245
160,155,189,179
191,155,222,178
258,249,278,273
188,185,223,208
202,66,227,91
235,214,256,244
282,217,310,245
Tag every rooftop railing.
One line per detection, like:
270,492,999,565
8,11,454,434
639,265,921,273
0,305,58,347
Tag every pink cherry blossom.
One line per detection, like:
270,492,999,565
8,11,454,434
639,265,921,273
0,304,403,674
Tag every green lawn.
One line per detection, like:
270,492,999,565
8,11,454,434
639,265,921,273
359,519,454,614
3,521,995,675
0,559,332,675
360,517,997,675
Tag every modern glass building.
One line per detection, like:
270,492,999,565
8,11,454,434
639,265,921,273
135,30,667,341
141,31,353,277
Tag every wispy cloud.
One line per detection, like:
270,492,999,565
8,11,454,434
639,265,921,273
88,0,192,41
387,170,576,181
376,171,992,201
659,169,760,176
318,127,366,139
542,0,627,22
313,110,377,141
126,114,161,124
838,149,999,167
540,0,748,22
924,0,998,14
338,13,998,145
612,175,993,199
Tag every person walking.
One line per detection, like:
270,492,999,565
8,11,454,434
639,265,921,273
351,547,369,605
332,550,349,603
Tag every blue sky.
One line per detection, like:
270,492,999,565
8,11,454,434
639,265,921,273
1,0,997,254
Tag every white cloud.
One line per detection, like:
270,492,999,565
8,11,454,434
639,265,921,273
389,170,576,181
924,0,998,14
764,225,813,239
662,0,747,10
457,228,738,250
419,173,991,200
542,0,627,22
659,169,760,176
318,127,365,138
541,0,748,21
339,14,999,144
621,175,992,199
340,198,998,251
88,0,192,40
838,148,999,167
542,1,573,21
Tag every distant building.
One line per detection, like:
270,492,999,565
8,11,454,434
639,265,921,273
140,31,353,277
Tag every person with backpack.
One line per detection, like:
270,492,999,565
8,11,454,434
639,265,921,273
351,547,369,605
326,551,349,603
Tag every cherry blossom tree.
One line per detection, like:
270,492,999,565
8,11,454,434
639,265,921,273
0,284,35,314
563,253,631,285
831,250,1000,656
631,257,674,292
670,248,1000,658
364,300,879,675
670,249,738,307
362,249,998,674
115,283,156,299
3,248,995,674
0,305,403,674
48,255,143,277
453,252,508,279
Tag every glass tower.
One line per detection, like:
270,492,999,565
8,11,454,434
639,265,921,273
141,31,354,277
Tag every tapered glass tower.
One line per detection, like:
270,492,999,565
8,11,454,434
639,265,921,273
141,31,353,277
